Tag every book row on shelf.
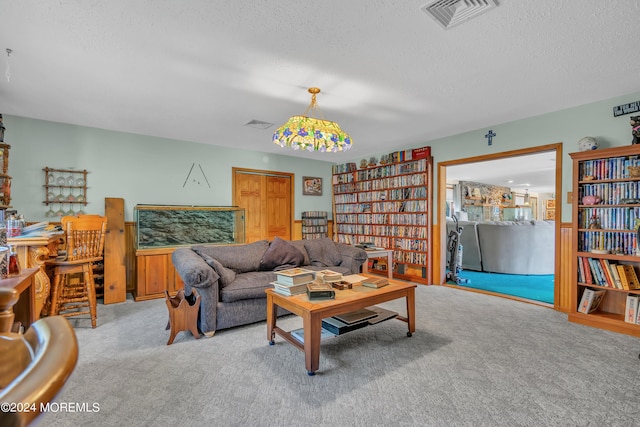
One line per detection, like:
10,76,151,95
577,256,640,290
300,218,327,225
579,182,640,204
578,155,640,181
334,222,426,238
301,226,328,233
335,214,427,226
333,174,426,193
301,211,327,218
334,200,426,214
360,187,429,201
578,230,637,255
578,206,640,230
335,224,427,238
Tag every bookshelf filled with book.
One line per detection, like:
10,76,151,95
570,145,640,337
331,146,432,284
301,211,328,240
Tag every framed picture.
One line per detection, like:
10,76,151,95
544,209,556,220
302,176,322,196
546,199,556,209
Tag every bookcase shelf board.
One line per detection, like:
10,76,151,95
570,145,640,337
331,146,432,284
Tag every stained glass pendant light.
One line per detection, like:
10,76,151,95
273,87,352,152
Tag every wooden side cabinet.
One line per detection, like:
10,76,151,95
134,248,184,301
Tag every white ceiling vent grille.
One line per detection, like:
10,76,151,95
244,119,273,130
421,0,498,30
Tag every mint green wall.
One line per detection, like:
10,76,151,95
4,115,336,222
349,91,640,223
6,90,640,224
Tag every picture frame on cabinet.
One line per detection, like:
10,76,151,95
302,176,322,196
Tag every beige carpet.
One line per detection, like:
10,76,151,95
36,285,640,427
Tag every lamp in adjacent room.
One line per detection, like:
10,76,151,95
524,189,530,205
272,87,352,152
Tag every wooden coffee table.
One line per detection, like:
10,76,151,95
266,276,416,375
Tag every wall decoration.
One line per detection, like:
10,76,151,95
613,100,640,117
484,129,496,146
546,199,556,209
302,176,322,196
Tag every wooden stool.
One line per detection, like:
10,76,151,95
165,288,200,345
46,215,107,329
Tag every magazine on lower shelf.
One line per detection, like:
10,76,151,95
578,287,607,314
291,327,336,343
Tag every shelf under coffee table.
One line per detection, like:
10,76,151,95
266,276,416,375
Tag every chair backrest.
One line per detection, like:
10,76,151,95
61,215,108,261
0,316,78,427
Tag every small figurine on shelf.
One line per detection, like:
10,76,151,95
368,156,378,167
360,159,368,169
588,214,601,229
630,116,640,145
380,154,389,165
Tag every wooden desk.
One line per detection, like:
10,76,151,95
8,235,62,318
361,249,394,280
0,268,38,330
266,277,416,375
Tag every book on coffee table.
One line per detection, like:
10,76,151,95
362,277,388,288
306,282,335,300
316,269,343,283
276,268,316,286
271,282,308,296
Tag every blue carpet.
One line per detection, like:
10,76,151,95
451,270,554,304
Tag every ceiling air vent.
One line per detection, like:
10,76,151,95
244,119,273,130
421,0,498,30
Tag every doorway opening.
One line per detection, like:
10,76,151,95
437,143,562,306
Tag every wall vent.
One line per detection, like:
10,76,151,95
421,0,498,30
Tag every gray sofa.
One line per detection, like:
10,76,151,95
172,237,367,335
447,220,555,275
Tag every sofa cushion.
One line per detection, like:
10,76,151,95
199,254,236,287
289,240,310,266
220,271,278,303
193,240,269,273
259,237,305,271
304,238,342,267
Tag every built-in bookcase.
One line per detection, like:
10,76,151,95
569,145,640,337
332,147,432,284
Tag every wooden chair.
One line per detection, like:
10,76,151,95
46,215,107,328
0,288,78,427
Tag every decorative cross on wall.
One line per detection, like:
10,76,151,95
485,129,496,146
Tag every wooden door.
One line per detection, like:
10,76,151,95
233,169,293,242
265,176,291,240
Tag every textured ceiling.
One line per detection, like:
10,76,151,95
0,1,638,168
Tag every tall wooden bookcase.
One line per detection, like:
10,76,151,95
569,145,640,337
332,147,432,284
